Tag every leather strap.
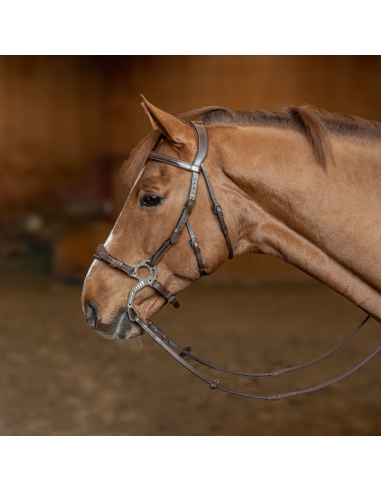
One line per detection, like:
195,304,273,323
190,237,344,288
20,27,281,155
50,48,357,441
170,198,196,245
152,280,180,308
184,315,370,377
149,151,201,173
148,122,207,268
270,315,370,376
189,121,208,168
147,239,171,267
148,121,233,268
186,219,206,276
94,245,133,275
149,198,196,267
94,245,179,309
133,316,250,395
136,315,377,400
132,316,271,400
200,162,233,259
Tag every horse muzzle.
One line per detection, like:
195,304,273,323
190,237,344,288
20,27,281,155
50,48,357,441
85,300,143,340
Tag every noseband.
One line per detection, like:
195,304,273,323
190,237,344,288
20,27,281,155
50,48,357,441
94,121,379,400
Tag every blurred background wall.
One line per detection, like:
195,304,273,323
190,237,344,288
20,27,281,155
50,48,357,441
2,56,381,436
2,55,381,283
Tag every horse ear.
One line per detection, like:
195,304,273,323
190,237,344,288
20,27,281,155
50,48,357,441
140,95,193,146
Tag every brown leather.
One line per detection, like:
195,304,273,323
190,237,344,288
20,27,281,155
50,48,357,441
200,161,234,259
142,317,376,400
184,318,370,378
190,121,209,168
273,333,381,399
133,317,227,389
212,204,233,259
270,315,369,376
148,120,234,271
170,198,196,244
148,239,171,267
96,243,375,400
210,379,220,389
152,280,180,308
94,245,134,275
148,198,196,267
94,244,180,309
186,219,206,276
149,151,201,173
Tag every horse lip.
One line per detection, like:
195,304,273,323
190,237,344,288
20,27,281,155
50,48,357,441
94,327,116,340
115,323,128,339
93,317,128,340
114,312,141,340
94,324,129,340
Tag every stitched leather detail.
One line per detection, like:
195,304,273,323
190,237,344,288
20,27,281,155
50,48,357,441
152,280,180,308
186,219,207,276
94,245,134,274
149,151,201,173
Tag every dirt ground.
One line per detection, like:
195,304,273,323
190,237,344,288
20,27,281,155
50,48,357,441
1,274,381,436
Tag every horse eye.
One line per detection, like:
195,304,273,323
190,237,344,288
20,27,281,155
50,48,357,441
141,194,162,208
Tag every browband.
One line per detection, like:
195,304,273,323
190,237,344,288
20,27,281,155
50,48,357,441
149,151,201,173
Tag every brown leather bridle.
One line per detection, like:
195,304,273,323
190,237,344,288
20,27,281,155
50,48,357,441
94,121,380,400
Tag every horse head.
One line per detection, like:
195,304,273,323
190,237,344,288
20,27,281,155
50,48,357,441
81,97,234,340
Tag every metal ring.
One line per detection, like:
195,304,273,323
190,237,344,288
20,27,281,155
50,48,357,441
126,259,158,321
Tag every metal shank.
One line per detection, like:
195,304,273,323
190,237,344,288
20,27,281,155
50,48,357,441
127,260,157,321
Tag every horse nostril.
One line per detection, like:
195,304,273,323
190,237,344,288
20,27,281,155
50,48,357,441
86,300,100,328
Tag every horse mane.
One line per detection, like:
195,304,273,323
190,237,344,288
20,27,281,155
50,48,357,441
121,104,381,186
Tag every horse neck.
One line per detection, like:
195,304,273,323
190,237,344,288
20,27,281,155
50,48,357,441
209,125,381,321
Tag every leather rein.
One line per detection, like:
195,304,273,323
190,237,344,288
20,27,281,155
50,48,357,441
94,121,379,400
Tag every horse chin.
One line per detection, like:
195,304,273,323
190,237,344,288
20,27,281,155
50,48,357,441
94,311,144,340
114,317,143,340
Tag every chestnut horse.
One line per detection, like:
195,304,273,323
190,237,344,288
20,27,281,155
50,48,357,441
82,97,381,346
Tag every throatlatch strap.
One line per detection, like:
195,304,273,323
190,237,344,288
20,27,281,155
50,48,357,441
186,219,206,276
200,162,233,260
192,120,233,260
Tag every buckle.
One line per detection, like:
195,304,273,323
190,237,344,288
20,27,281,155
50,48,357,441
108,256,118,267
212,203,222,214
188,238,198,250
